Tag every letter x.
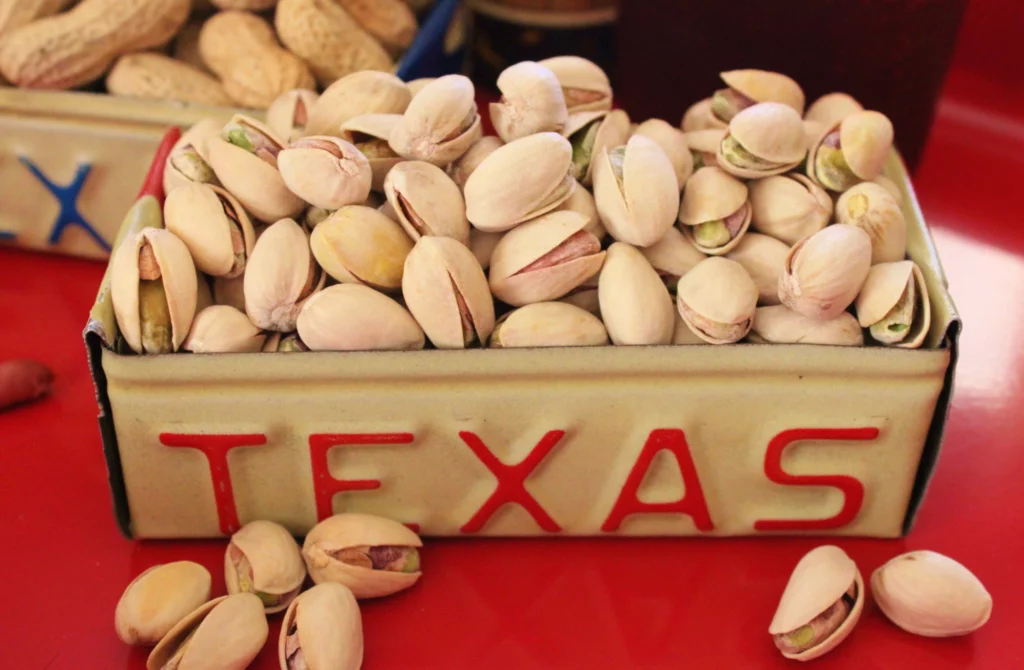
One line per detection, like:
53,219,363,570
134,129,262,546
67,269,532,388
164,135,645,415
19,156,110,252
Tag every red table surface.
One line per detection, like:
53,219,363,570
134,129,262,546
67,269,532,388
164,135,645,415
3,66,1023,669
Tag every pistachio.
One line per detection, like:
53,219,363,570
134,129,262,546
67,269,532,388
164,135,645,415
873,175,904,205
684,129,725,170
468,229,503,270
855,261,931,348
593,135,679,247
310,205,414,292
448,136,504,191
183,305,266,354
388,74,482,166
225,520,306,614
489,210,606,306
633,118,694,189
715,69,806,122
267,88,319,143
164,184,255,279
724,233,791,305
749,306,864,346
490,302,608,348
778,224,872,321
676,257,758,344
406,77,435,98
304,206,333,230
276,136,372,211
770,545,864,662
871,550,992,637
556,184,605,241
681,97,726,132
559,272,601,316
749,174,832,246
598,242,675,345
562,109,631,186
640,226,707,293
717,102,807,179
677,166,752,255
146,594,268,670
672,310,708,345
244,218,325,332
305,71,411,138
168,146,216,186
115,561,211,646
279,583,363,670
490,61,569,142
808,110,894,193
340,113,405,192
836,182,907,264
302,513,423,599
538,55,612,113
384,161,469,243
111,228,198,355
464,132,576,232
163,119,222,196
805,92,863,128
297,285,425,351
213,275,246,312
262,331,309,353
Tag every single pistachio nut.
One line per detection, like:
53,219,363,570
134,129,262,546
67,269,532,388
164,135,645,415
672,309,708,345
402,236,496,348
111,228,198,355
115,561,212,646
388,74,482,166
225,520,306,614
279,583,363,670
262,331,309,353
267,88,320,143
468,228,503,270
855,260,931,348
384,161,469,243
748,306,864,346
681,97,726,132
749,174,832,246
164,184,255,279
464,132,576,232
213,275,246,312
640,226,707,293
297,284,425,351
146,594,268,670
677,166,752,255
633,118,694,189
302,513,423,599
562,109,631,187
713,69,806,124
305,71,411,137
770,545,864,661
490,61,569,142
725,233,791,306
339,113,404,192
871,550,992,638
778,224,872,321
183,305,266,353
684,129,725,170
489,210,606,307
448,135,504,191
406,77,435,98
717,102,807,179
676,256,758,344
163,119,222,195
805,92,864,128
808,110,894,193
278,136,372,211
244,218,325,332
836,182,907,264
311,206,413,292
593,135,679,247
538,55,612,114
556,184,605,241
599,242,675,345
490,301,608,348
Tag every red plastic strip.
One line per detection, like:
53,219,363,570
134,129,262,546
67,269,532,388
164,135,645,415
137,127,181,203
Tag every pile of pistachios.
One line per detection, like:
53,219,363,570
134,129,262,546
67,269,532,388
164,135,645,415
110,60,928,356
114,513,421,669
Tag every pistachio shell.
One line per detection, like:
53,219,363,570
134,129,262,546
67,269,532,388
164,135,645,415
805,92,863,128
681,97,726,132
672,310,709,344
598,242,675,345
448,135,504,191
146,594,268,670
633,118,693,189
836,182,907,264
164,184,255,278
770,545,864,662
873,175,904,205
278,136,372,210
403,236,496,348
468,229,503,270
339,113,404,192
725,233,790,305
490,61,569,142
562,109,631,186
855,261,931,349
464,132,575,232
538,55,612,113
310,205,413,291
244,218,325,332
640,226,707,289
718,102,806,178
678,166,748,225
406,77,435,97
679,202,752,256
384,161,469,243
305,71,411,137
213,275,246,312
676,257,758,344
749,174,832,246
721,69,805,115
491,302,608,348
593,135,679,247
556,185,604,240
183,305,266,353
389,74,482,166
267,88,319,143
808,111,894,190
297,284,426,351
684,128,726,169
804,120,826,151
749,306,864,346
225,520,306,614
115,561,212,646
489,210,605,306
302,513,423,599
778,224,872,321
279,583,363,670
163,119,221,195
871,550,992,637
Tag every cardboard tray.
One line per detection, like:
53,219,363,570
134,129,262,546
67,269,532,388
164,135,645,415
84,128,961,540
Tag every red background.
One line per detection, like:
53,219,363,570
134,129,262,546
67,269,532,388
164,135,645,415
2,2,1022,667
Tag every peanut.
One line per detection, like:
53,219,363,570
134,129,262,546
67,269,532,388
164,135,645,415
172,20,212,75
0,359,53,412
199,10,315,108
0,0,190,90
107,52,232,106
0,0,75,39
275,0,392,87
336,0,418,53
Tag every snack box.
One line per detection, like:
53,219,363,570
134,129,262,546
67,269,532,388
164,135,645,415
84,128,960,540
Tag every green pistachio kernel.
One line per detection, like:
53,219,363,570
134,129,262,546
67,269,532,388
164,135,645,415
722,135,773,170
570,120,601,180
869,277,916,344
814,146,861,192
694,220,731,248
607,145,627,191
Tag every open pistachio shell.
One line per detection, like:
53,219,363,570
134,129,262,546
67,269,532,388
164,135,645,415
464,132,575,232
244,218,325,332
491,61,569,142
279,583,363,670
491,301,608,348
749,306,864,346
718,102,807,179
598,242,675,345
278,136,373,211
297,284,426,352
593,135,679,247
384,160,469,244
556,184,604,240
538,55,612,113
448,135,504,191
681,97,727,132
164,183,255,279
146,594,268,670
855,260,931,349
770,545,864,662
808,111,894,191
720,69,806,115
725,233,791,305
676,257,758,344
684,128,725,170
389,74,482,166
339,113,404,192
562,109,631,186
225,520,306,614
302,513,424,599
633,118,693,189
640,226,707,292
677,166,751,256
267,88,319,143
310,205,413,292
163,118,221,196
836,182,907,264
403,236,496,348
489,210,605,306
115,561,212,646
805,92,864,129
778,224,872,321
183,305,266,354
305,71,411,138
749,174,831,246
